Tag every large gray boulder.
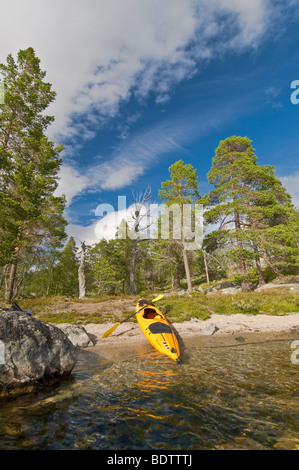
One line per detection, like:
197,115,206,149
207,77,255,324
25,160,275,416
0,311,78,396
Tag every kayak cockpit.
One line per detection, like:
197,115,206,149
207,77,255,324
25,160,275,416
142,308,162,319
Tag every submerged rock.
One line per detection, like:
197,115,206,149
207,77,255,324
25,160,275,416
0,311,78,396
235,336,246,343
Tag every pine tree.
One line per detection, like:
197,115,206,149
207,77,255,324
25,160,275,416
0,48,66,301
202,136,299,287
56,237,78,297
159,160,199,293
88,239,126,295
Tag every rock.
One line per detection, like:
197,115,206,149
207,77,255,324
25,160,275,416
255,283,299,292
173,289,187,296
290,286,299,293
201,323,219,335
214,281,235,290
55,324,96,348
0,311,78,396
195,287,205,293
220,287,241,295
235,336,246,343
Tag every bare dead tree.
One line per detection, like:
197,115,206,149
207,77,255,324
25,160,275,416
78,240,86,299
203,250,210,284
129,186,153,294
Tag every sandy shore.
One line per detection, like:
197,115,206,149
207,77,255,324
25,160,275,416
83,313,299,354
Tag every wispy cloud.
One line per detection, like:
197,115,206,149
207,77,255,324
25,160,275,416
54,79,271,207
55,121,186,205
265,86,283,110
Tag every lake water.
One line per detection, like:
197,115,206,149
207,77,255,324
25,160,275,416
0,337,298,450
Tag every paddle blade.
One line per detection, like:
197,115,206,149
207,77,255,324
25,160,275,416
102,322,121,338
152,294,164,302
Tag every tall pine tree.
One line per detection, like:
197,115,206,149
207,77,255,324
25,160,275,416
159,160,199,293
0,48,66,301
202,136,299,288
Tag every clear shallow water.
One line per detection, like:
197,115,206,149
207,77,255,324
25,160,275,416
0,339,298,450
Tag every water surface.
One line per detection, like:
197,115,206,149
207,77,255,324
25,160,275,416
0,338,298,450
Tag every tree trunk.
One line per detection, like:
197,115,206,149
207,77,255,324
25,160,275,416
150,269,154,290
181,206,192,293
130,238,137,294
229,156,248,291
13,264,27,298
234,210,246,272
5,262,17,302
263,251,283,277
182,245,192,293
78,241,86,299
233,209,249,291
253,244,265,285
174,272,181,289
203,251,210,284
129,186,152,295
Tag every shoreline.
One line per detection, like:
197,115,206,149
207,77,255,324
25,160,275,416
82,312,299,355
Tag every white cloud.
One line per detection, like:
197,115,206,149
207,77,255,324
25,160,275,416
280,172,299,209
54,165,89,207
94,161,145,191
65,222,99,246
0,0,279,146
2,0,297,240
54,83,263,207
215,0,267,46
0,0,197,142
54,117,189,205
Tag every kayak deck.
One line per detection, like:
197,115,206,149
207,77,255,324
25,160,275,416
136,299,181,363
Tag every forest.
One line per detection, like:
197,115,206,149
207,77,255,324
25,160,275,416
1,48,299,303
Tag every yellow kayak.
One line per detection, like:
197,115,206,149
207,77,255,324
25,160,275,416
136,298,181,363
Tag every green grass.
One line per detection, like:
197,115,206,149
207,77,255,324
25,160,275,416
1,288,298,324
158,289,299,322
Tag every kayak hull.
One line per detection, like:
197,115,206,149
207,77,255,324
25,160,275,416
136,299,180,362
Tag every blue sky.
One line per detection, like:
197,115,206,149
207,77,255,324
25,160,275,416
1,0,299,245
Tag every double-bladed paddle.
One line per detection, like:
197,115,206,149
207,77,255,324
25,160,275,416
102,294,164,338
